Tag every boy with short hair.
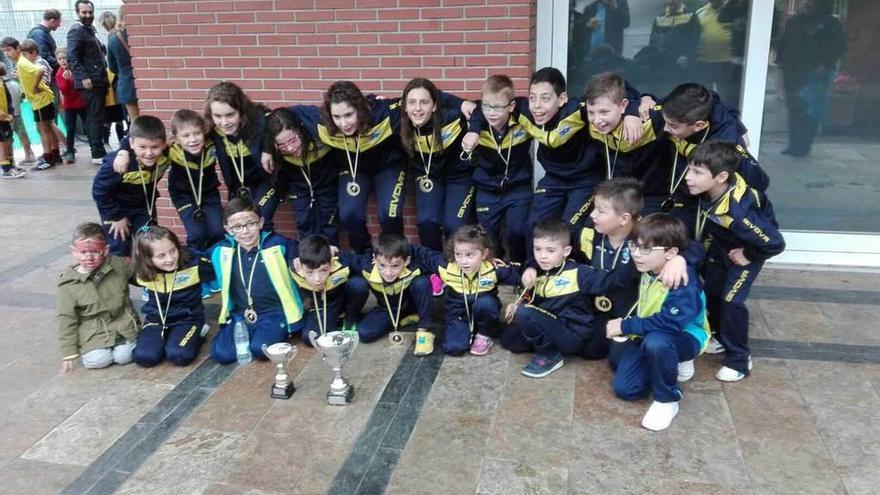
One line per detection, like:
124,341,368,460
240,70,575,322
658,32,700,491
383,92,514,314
57,222,140,373
1,38,61,169
210,197,305,364
684,141,785,382
1,64,37,167
605,213,710,431
470,74,533,262
56,46,87,164
92,115,170,256
0,66,21,179
290,234,370,340
347,232,435,355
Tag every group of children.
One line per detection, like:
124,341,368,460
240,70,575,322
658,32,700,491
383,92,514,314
56,66,785,432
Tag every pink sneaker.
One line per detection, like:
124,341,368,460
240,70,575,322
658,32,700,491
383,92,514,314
430,273,444,296
470,334,494,356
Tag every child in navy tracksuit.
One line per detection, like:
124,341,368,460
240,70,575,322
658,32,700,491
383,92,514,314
209,198,306,364
289,234,370,340
92,116,170,256
131,226,211,367
205,82,281,227
606,213,711,432
264,107,340,244
467,75,533,263
411,225,522,356
684,141,784,382
292,81,407,253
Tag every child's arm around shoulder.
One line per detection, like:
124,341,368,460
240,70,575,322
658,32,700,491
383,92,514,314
619,270,702,338
408,245,447,275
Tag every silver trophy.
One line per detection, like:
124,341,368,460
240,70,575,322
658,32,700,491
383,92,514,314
261,342,297,399
309,330,358,405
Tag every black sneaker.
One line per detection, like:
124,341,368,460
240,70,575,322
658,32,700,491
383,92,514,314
521,352,564,378
34,158,55,171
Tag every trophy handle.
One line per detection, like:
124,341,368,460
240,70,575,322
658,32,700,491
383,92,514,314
261,343,270,359
308,330,319,349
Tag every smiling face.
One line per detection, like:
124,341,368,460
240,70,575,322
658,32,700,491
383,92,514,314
224,210,263,250
532,236,572,271
330,101,359,136
131,136,166,166
404,87,436,128
210,101,241,137
453,241,488,276
529,81,566,125
586,95,628,135
76,2,94,26
274,128,303,157
149,237,180,273
662,114,707,140
174,123,205,156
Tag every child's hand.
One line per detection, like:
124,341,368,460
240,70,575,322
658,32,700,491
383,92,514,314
63,69,72,80
109,218,130,241
330,245,339,256
112,150,130,174
460,100,477,119
605,318,623,339
621,115,644,144
728,248,751,266
491,257,505,268
520,267,537,289
504,303,518,324
658,255,689,289
639,95,656,121
261,152,274,174
461,131,479,153
60,359,75,373
0,111,11,122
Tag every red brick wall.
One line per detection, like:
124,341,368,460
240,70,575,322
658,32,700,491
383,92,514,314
123,0,536,243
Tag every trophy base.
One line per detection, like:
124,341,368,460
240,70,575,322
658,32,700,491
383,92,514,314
327,385,355,405
271,382,296,400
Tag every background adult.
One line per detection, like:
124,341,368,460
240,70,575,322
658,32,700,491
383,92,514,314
105,4,139,120
67,0,108,164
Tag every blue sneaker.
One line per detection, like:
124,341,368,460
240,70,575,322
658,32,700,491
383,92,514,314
521,352,564,378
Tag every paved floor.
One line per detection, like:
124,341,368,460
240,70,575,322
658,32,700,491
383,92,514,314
1,149,880,495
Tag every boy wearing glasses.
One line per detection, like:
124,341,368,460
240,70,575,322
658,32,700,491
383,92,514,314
605,213,710,431
209,197,305,364
57,222,140,373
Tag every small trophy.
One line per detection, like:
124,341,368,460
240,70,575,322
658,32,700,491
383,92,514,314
309,330,358,405
261,342,297,399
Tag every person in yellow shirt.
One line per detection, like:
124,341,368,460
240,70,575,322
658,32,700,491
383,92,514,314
2,37,62,169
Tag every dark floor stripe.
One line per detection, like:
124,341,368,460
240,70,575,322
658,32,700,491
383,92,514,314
59,359,235,495
0,242,69,285
328,350,445,495
752,285,880,306
752,338,880,364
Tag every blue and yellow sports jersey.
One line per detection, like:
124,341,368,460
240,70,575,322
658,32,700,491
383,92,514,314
166,142,222,202
470,114,533,192
137,248,214,325
92,150,170,222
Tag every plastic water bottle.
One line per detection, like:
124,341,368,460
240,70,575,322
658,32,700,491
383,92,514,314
234,318,252,364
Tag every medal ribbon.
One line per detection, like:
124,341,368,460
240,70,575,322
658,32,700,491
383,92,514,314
415,127,434,179
151,269,178,336
222,134,248,188
342,135,360,183
236,242,262,314
138,160,161,220
310,287,328,336
380,281,405,331
460,272,480,335
182,148,210,208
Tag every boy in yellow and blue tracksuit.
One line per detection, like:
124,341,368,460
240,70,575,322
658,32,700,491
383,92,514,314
685,141,784,382
92,116,170,256
209,198,305,364
289,234,370,341
606,213,710,432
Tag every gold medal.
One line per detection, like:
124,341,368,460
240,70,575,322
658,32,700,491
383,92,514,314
244,307,258,323
418,177,434,193
388,331,405,346
237,186,252,200
595,295,613,313
346,181,361,197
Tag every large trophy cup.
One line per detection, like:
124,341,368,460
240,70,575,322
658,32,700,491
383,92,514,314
261,342,297,399
309,330,358,405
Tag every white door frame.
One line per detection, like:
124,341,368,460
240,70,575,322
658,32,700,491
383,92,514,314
536,0,880,268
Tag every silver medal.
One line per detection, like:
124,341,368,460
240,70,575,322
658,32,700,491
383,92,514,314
346,181,361,197
244,307,258,324
418,177,434,193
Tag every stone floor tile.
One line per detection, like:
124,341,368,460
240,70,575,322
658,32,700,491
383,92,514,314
476,457,567,495
215,428,305,494
22,380,173,466
817,303,880,346
289,439,352,495
656,480,754,495
0,458,83,495
184,360,277,433
422,352,510,415
757,300,834,343
197,484,283,495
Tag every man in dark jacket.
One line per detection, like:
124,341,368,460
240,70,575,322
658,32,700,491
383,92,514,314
67,0,108,164
27,9,61,77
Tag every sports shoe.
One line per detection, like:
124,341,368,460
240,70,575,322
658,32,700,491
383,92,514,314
341,321,358,335
63,151,76,164
430,273,444,296
34,158,55,171
399,313,420,327
521,352,564,378
704,336,726,354
200,323,211,337
1,168,25,179
641,400,679,431
716,356,753,382
414,329,434,356
469,334,494,356
91,157,104,165
21,152,36,164
677,360,695,382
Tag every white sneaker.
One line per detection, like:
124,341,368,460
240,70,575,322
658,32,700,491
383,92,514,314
704,336,725,354
716,356,753,382
677,360,695,382
641,400,679,431
91,157,104,165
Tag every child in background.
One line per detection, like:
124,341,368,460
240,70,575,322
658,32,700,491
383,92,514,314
411,225,521,356
467,75,533,263
131,226,212,367
57,222,140,372
605,213,710,432
56,47,87,164
103,69,127,145
0,64,37,165
209,197,305,364
0,70,23,178
684,141,784,381
92,115,169,256
290,234,370,340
